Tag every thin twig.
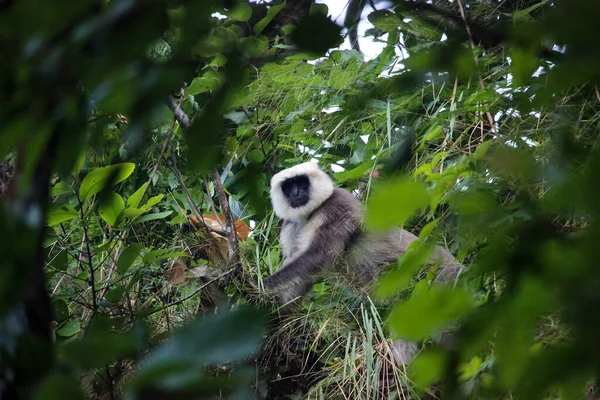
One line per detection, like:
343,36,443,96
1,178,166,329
456,0,497,136
166,95,191,130
145,268,235,315
204,180,226,230
166,92,256,291
168,152,227,236
142,92,183,200
212,170,239,262
75,191,98,312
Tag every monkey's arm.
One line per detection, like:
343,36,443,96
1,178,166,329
263,219,355,290
264,190,360,293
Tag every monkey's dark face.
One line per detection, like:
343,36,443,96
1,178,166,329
281,175,310,208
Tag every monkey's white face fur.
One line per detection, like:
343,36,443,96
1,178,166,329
270,162,334,221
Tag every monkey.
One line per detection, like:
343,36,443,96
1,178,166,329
262,162,464,365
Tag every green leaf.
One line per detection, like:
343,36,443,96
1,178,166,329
254,1,286,34
374,240,435,298
79,163,135,201
142,194,164,210
127,182,149,208
36,372,86,400
105,285,126,303
388,286,473,341
124,194,164,219
409,349,448,389
46,204,78,226
117,243,143,275
282,24,295,35
50,181,73,197
56,319,81,337
186,74,221,96
290,13,343,55
134,211,173,223
48,249,68,272
309,2,328,16
98,192,125,227
240,35,269,56
51,298,69,323
366,177,431,230
143,249,189,263
247,149,265,163
224,3,252,21
168,213,188,225
209,53,228,68
334,162,372,183
368,10,401,31
59,324,138,371
137,307,264,371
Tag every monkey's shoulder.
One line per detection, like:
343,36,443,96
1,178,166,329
315,188,362,221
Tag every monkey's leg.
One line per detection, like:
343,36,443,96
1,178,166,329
277,279,315,307
390,339,419,366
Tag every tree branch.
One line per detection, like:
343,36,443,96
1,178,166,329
166,95,191,131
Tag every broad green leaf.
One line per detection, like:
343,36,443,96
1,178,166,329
48,249,68,272
224,3,252,21
127,182,149,208
128,307,263,396
46,204,78,226
460,356,484,380
374,240,435,298
35,372,86,400
117,243,143,275
247,149,265,163
75,270,89,282
51,298,69,323
79,163,135,201
489,143,537,182
134,211,173,223
388,286,473,341
50,181,73,197
409,349,448,389
366,177,430,230
334,162,372,183
56,319,81,337
240,35,269,56
496,278,554,388
209,53,227,67
309,2,328,16
510,46,540,87
414,163,432,177
419,220,438,240
236,124,254,137
143,249,189,263
422,125,443,145
98,192,125,227
105,285,126,304
282,24,295,35
123,194,164,219
368,10,401,31
168,213,188,225
59,327,137,371
254,1,286,34
137,307,264,370
186,75,221,96
290,13,343,55
473,139,493,161
142,194,164,210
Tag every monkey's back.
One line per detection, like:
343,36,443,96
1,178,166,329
344,224,461,286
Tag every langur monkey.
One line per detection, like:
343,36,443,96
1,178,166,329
263,162,463,365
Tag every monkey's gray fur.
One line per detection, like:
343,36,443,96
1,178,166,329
264,162,463,365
